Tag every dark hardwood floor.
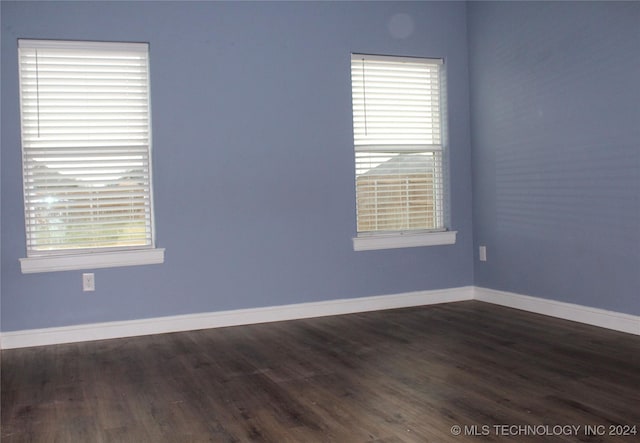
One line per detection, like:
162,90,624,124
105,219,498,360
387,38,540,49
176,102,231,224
1,301,639,442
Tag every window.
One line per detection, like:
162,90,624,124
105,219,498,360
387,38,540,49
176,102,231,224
350,54,456,251
18,39,164,273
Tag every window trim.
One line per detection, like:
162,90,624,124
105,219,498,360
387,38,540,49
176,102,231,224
17,39,163,273
20,248,165,274
352,230,456,251
350,53,454,251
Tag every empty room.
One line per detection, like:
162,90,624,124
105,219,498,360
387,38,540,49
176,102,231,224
1,1,638,441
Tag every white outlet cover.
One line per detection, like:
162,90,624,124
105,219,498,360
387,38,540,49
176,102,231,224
479,246,487,262
82,273,95,291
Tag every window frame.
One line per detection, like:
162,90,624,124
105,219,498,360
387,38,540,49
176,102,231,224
17,39,164,273
350,53,456,251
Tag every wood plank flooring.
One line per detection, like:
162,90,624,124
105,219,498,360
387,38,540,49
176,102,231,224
1,301,639,442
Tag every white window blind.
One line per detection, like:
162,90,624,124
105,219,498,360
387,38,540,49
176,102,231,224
18,39,155,256
351,54,446,234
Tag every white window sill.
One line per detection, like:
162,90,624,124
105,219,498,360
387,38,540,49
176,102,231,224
353,231,457,251
20,248,165,274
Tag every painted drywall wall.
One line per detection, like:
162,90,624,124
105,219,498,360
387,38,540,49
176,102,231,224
1,1,473,331
0,4,2,334
468,2,640,315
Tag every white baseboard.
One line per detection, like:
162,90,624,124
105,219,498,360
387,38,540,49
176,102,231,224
474,287,640,336
0,286,474,349
2,285,637,349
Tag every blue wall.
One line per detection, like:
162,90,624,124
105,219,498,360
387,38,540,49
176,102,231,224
468,2,640,315
5,1,636,334
1,1,474,331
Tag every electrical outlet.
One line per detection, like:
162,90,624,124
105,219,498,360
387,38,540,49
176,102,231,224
82,273,95,292
479,246,487,262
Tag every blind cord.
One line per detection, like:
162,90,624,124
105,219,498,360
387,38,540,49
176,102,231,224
35,49,40,138
361,57,368,136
